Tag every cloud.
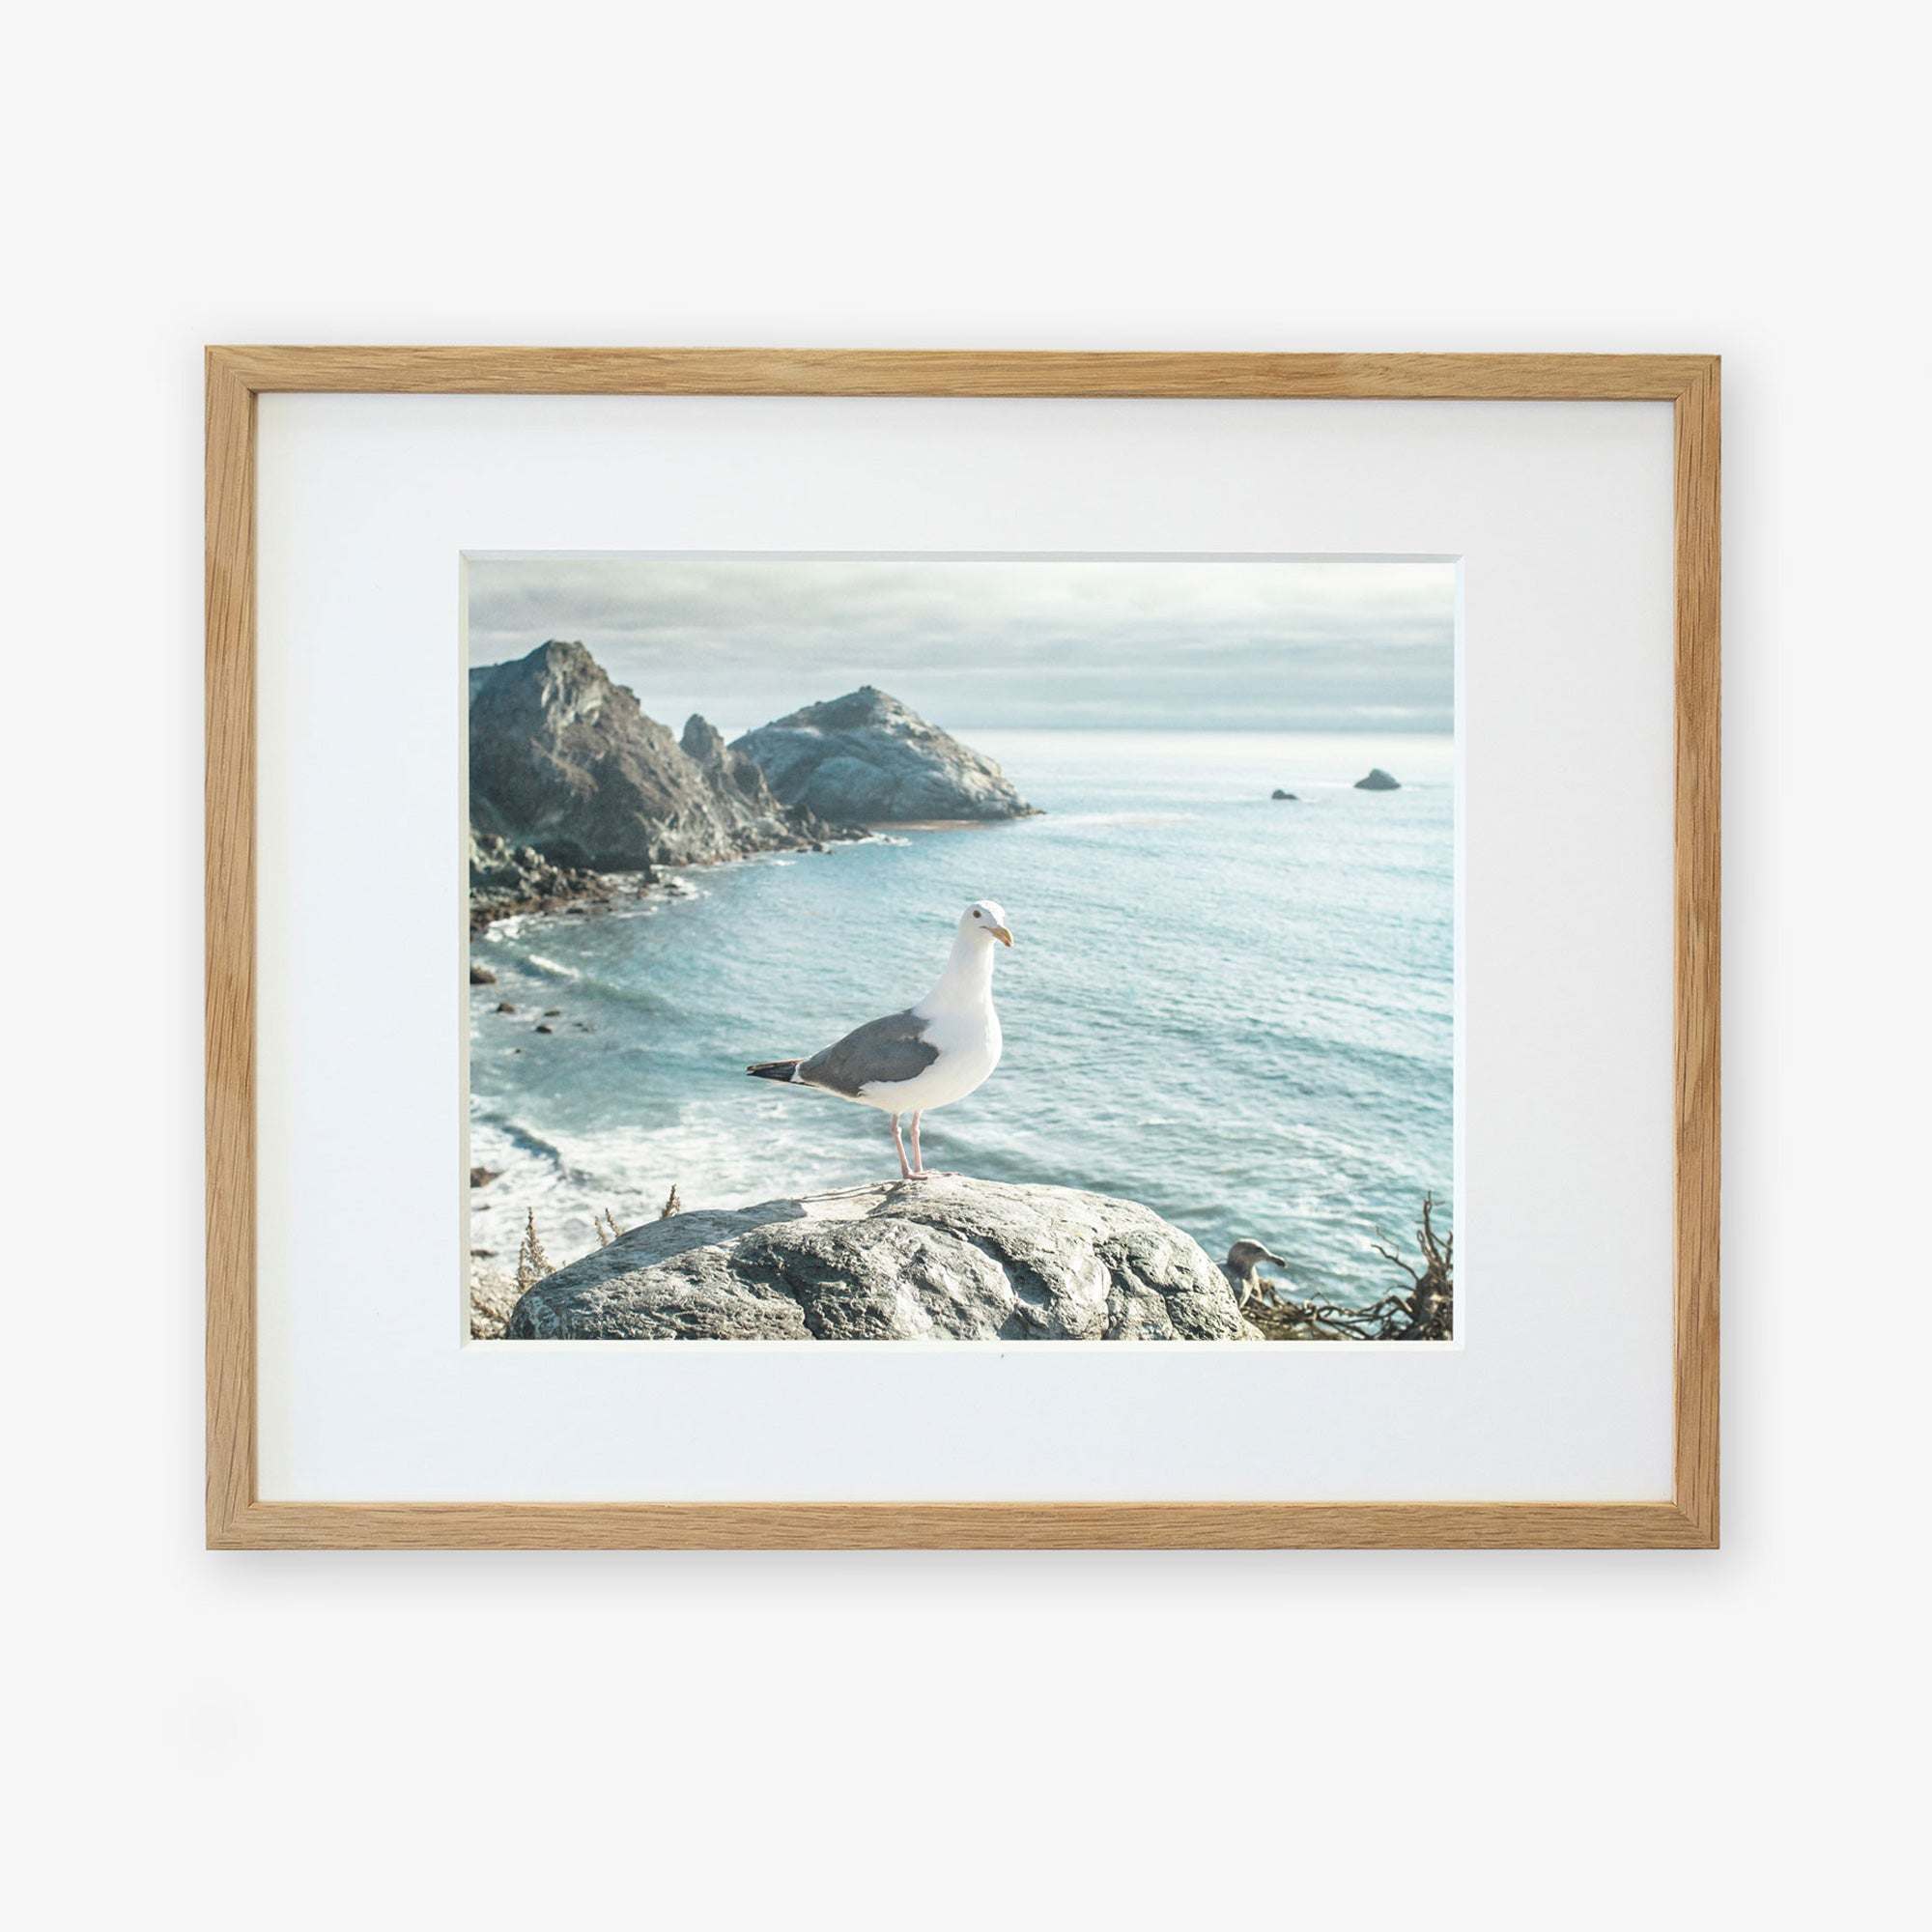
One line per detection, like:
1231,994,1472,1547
466,554,1455,732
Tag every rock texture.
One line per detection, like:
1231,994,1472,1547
679,711,811,825
503,1176,1254,1341
469,829,614,932
469,640,839,870
733,686,1036,825
1354,767,1401,791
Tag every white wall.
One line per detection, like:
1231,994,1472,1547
8,2,1923,1925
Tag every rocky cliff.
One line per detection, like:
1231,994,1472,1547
469,640,839,870
502,1175,1254,1341
733,686,1036,824
677,712,796,823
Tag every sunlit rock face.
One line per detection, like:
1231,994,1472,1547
502,1176,1254,1342
733,686,1037,825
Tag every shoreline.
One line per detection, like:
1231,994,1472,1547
469,836,839,938
469,810,1040,936
868,810,1043,833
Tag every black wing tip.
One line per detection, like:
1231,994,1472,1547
747,1058,803,1082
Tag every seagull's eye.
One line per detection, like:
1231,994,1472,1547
972,909,981,919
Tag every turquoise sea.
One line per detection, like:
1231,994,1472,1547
468,729,1454,1307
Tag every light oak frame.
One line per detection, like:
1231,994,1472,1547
207,349,1719,1549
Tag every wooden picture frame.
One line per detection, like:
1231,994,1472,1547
207,348,1719,1549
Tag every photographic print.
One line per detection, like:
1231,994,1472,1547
466,554,1455,1345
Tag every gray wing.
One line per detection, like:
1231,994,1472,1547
799,1008,939,1096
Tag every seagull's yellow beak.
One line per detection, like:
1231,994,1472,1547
990,924,1014,947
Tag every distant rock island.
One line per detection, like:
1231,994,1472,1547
1271,788,1298,801
497,1176,1254,1342
1354,767,1402,791
468,644,1036,928
733,685,1037,825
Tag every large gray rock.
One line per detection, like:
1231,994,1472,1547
1353,767,1401,791
733,686,1036,825
503,1176,1254,1341
469,640,835,869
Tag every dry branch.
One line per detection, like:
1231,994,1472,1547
1247,1196,1453,1342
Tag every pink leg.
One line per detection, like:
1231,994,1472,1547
909,1111,925,1178
890,1112,914,1180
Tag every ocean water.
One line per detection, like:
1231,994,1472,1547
468,730,1454,1307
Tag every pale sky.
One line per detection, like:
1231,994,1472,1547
466,554,1456,733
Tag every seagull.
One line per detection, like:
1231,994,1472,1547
747,899,1014,1180
1223,1239,1290,1310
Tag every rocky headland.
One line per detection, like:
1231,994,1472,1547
469,640,849,876
468,646,1034,929
497,1175,1255,1342
732,685,1037,825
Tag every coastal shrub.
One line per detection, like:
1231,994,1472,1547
515,1208,554,1295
